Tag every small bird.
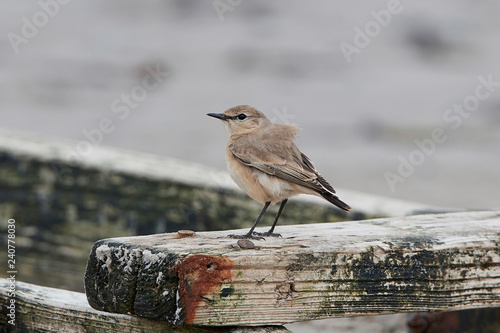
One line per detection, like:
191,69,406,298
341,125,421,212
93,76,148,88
208,105,350,240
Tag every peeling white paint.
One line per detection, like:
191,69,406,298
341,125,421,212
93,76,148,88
142,249,166,269
156,271,163,285
116,247,141,274
95,244,112,272
174,289,182,323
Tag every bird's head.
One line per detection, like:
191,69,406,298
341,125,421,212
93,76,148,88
207,105,271,135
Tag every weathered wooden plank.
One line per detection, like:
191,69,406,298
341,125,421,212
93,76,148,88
84,211,500,326
2,129,410,293
0,278,290,333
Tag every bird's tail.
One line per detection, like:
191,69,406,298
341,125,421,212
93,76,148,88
320,192,351,212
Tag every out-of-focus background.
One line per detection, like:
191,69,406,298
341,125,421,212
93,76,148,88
1,1,499,331
1,0,499,210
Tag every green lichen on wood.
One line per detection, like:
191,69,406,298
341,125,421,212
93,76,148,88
85,240,144,314
0,151,353,292
134,250,180,321
291,241,500,321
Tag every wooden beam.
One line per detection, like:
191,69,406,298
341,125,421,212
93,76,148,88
84,211,500,326
0,129,451,294
0,279,290,333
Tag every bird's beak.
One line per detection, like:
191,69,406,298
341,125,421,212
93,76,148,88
207,113,229,121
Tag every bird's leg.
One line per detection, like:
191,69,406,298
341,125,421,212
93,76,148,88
253,199,288,237
228,202,270,240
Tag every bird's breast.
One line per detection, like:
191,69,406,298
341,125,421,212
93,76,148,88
225,149,293,204
255,172,291,199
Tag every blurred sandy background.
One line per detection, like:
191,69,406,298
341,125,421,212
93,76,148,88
1,0,499,211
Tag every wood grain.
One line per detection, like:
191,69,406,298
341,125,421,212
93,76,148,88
0,279,290,332
84,211,500,326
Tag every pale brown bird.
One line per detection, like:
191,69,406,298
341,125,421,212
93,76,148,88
208,105,350,240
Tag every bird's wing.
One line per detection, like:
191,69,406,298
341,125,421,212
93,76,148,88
228,136,335,195
299,153,337,194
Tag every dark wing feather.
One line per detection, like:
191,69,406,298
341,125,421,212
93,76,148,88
229,135,351,211
298,153,337,194
229,137,334,195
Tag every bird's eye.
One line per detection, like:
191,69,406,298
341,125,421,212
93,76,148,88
237,114,247,120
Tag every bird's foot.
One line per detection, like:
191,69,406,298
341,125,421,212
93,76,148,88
253,231,282,238
228,233,265,241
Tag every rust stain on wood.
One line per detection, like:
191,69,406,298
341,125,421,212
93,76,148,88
175,254,234,324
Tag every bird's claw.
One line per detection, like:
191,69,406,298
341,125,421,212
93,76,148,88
253,231,282,238
228,233,265,241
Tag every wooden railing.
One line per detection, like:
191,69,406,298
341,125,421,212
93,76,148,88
1,130,499,332
2,210,499,332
